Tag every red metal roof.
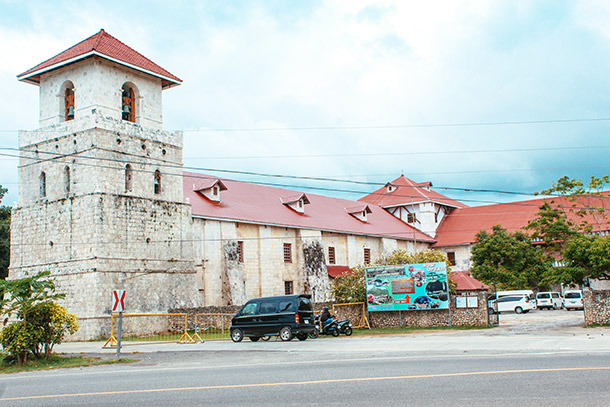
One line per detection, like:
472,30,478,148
449,272,489,291
18,29,181,88
327,265,352,278
359,175,468,209
434,194,610,247
184,172,435,243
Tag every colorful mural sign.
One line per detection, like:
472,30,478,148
365,262,449,311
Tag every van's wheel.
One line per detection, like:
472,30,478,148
231,328,243,342
279,327,293,341
249,336,260,342
261,336,271,341
515,307,523,314
296,333,307,341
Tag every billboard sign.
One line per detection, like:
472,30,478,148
365,262,449,311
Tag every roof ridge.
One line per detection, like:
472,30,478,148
92,29,105,50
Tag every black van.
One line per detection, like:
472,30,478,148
230,294,315,342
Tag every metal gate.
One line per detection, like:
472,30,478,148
487,291,499,325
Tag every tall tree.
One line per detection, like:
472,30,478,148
0,185,10,280
470,225,551,291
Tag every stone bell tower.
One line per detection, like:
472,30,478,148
10,30,201,339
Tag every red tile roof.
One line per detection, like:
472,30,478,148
434,194,610,247
184,172,435,243
327,265,352,278
450,272,489,291
359,175,468,209
18,29,181,89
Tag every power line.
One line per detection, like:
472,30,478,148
2,115,610,135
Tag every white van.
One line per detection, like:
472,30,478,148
536,292,562,310
490,294,535,314
563,290,584,311
496,290,535,302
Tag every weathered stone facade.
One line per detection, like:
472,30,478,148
583,289,610,326
10,55,202,339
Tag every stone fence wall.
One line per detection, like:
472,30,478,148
172,291,491,329
583,289,610,325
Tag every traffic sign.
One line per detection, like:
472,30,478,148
112,290,126,313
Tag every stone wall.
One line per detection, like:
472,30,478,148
583,289,610,325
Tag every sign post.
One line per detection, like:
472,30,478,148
112,290,126,359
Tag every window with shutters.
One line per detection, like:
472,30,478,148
447,251,456,266
284,281,294,295
237,241,244,263
284,243,292,263
364,248,371,265
328,246,336,264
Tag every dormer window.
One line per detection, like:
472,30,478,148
281,194,310,214
65,86,75,121
386,183,396,193
194,179,228,202
346,205,372,222
122,84,135,122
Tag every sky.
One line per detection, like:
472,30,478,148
1,0,610,208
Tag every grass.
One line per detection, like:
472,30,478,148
351,324,495,336
0,353,136,374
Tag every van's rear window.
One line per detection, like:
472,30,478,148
565,292,581,299
298,297,312,311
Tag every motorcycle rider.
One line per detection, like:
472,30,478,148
320,306,332,326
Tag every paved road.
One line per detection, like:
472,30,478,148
2,309,608,406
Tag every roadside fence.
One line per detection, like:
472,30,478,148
102,313,233,348
331,302,370,329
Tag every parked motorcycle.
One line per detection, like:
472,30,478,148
336,318,353,336
313,314,340,337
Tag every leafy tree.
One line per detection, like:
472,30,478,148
533,175,610,235
331,265,366,303
556,235,610,285
0,271,77,364
330,249,452,302
0,185,10,280
470,225,551,291
526,175,610,286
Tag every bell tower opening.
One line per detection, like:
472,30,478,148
121,83,136,123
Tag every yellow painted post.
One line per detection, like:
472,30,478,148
102,314,118,348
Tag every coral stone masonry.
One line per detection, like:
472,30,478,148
10,30,200,340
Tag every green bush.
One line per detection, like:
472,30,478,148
0,321,40,365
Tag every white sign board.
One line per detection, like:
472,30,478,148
112,290,126,313
456,296,467,308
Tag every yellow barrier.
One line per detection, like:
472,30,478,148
102,313,234,348
102,313,193,348
191,313,233,343
332,302,370,329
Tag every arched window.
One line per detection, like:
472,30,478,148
64,166,71,194
154,169,161,194
65,86,75,121
125,164,133,192
40,171,46,198
121,84,135,122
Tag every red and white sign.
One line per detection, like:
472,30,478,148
112,290,126,313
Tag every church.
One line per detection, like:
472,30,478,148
10,30,441,339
